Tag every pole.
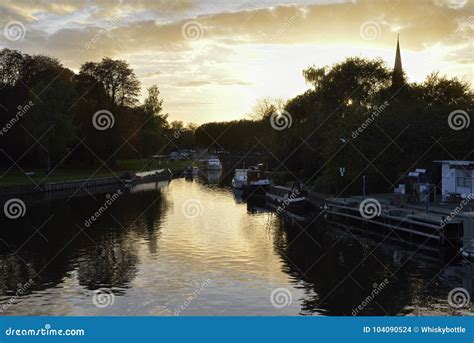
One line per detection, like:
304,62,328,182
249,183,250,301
425,182,429,213
363,175,366,199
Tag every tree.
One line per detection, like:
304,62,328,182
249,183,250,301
0,49,24,86
248,97,285,120
23,78,77,170
79,57,140,107
140,85,168,157
303,65,326,90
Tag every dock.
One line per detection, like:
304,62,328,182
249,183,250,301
322,194,474,255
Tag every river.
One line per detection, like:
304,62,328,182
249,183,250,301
0,173,472,316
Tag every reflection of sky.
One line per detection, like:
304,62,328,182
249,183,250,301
0,178,469,315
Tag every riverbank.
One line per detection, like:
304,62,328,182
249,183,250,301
0,159,201,187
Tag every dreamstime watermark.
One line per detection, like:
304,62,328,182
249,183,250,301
84,15,120,50
359,21,381,41
3,198,26,219
92,288,115,308
351,101,390,139
440,194,473,228
276,189,301,214
352,278,390,316
448,110,470,130
84,189,123,228
270,287,292,308
181,21,204,41
269,11,303,42
0,101,34,136
5,324,85,337
92,110,115,131
173,127,185,139
359,198,382,219
270,110,292,130
181,199,204,219
3,21,26,41
173,279,211,315
446,16,474,43
181,199,203,219
0,279,34,313
447,287,470,309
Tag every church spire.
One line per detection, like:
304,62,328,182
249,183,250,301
392,34,404,88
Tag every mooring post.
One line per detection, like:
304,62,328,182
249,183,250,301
362,175,366,199
461,213,474,258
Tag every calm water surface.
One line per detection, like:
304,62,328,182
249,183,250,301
0,175,472,316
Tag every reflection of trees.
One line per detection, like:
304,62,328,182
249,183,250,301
0,185,167,298
273,221,422,315
77,237,138,289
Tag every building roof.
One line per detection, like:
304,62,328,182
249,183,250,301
434,160,474,166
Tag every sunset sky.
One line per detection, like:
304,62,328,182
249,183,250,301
0,0,472,124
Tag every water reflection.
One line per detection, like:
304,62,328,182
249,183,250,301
0,178,471,315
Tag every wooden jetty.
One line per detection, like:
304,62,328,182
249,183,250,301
323,195,473,253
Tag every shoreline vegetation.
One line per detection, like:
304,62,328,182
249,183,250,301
0,47,472,196
0,159,198,187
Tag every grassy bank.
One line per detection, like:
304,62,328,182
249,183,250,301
0,159,202,187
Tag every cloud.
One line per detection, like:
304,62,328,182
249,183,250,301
1,0,472,66
0,0,472,123
175,79,253,87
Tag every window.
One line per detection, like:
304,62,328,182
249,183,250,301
457,169,472,188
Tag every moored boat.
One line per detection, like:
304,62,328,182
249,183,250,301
265,184,309,214
206,158,222,170
231,169,248,189
242,165,272,197
184,166,199,179
122,169,172,185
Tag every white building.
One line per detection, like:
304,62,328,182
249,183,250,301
435,160,474,200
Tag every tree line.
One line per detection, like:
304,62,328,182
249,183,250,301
1,48,472,195
195,58,473,194
0,48,194,171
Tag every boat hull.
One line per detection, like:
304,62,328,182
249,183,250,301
265,191,310,214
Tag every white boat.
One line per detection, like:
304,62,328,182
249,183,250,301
232,169,248,189
207,158,222,170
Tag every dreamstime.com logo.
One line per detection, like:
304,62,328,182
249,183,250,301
84,15,120,50
359,198,382,219
84,189,123,227
3,21,26,41
92,110,115,131
448,110,470,131
270,110,292,130
3,198,26,219
92,288,115,308
0,279,34,313
181,21,204,41
440,194,474,228
352,101,390,139
270,287,293,308
276,189,300,214
173,279,211,315
352,279,390,316
359,21,381,41
269,11,303,42
181,199,203,219
0,100,34,136
447,287,470,309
